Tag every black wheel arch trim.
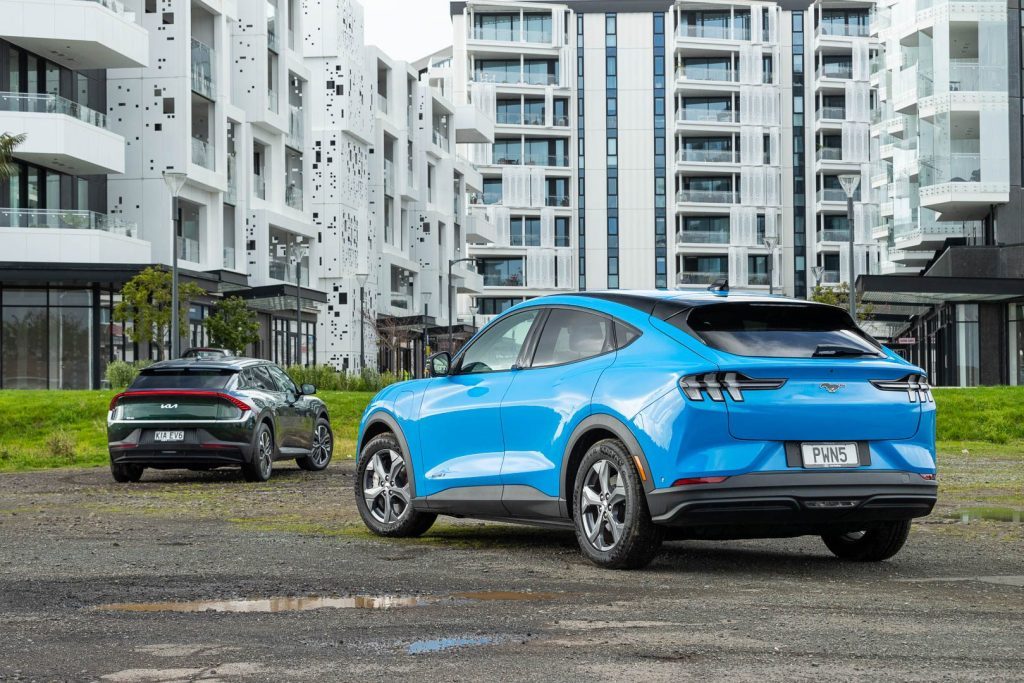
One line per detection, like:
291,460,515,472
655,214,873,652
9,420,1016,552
359,411,418,500
560,413,656,517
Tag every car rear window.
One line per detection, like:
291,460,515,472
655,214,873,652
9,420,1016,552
130,369,237,389
673,302,883,358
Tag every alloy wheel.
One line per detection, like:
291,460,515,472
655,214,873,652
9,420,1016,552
258,431,273,479
362,449,411,524
310,424,333,467
579,459,627,552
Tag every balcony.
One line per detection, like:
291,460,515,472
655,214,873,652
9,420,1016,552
815,147,844,162
286,185,303,211
919,153,1008,219
469,26,552,45
432,129,450,152
545,194,571,208
383,159,395,195
473,71,560,87
817,228,852,243
947,61,1005,93
267,26,279,53
465,210,497,245
676,189,737,204
676,65,737,83
677,108,738,124
0,0,148,69
747,272,770,286
223,246,235,270
678,271,727,285
191,136,214,170
676,24,752,41
177,237,200,263
455,103,495,144
815,23,870,39
677,229,730,244
677,149,737,164
816,63,853,81
0,91,124,174
817,188,858,203
287,105,303,148
254,175,266,200
376,93,388,114
0,207,134,235
226,153,237,204
0,207,149,264
816,107,846,122
389,292,412,311
820,270,840,284
482,272,526,288
190,38,215,100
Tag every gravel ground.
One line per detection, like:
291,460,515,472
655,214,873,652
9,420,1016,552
0,461,1022,682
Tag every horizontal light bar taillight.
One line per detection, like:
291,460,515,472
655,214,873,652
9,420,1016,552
679,372,786,402
870,374,933,403
109,390,250,412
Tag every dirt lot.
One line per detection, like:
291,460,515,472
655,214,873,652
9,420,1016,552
0,461,1022,682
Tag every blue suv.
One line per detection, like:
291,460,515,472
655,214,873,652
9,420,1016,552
354,291,937,569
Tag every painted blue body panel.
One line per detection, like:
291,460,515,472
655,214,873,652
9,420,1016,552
356,291,938,514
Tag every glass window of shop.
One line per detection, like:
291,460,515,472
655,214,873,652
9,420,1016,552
1,287,93,389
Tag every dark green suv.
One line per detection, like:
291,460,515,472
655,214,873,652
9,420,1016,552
107,358,332,483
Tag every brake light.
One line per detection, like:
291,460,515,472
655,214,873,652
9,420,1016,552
110,390,251,412
870,374,933,403
679,372,786,402
109,392,127,412
672,476,729,487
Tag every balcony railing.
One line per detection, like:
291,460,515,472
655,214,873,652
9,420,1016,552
268,89,279,113
0,91,106,128
383,159,395,195
473,71,559,86
226,153,237,204
677,108,737,124
287,105,303,147
432,129,449,151
816,63,853,80
527,154,569,168
747,272,770,286
676,65,737,83
286,185,303,210
676,24,751,41
546,194,571,207
177,237,200,263
223,246,235,270
817,188,858,203
816,147,843,161
677,149,737,164
677,229,730,244
678,271,727,285
948,61,1005,93
821,270,840,284
676,189,737,204
816,22,870,38
0,208,136,236
470,26,551,44
920,153,982,185
816,106,846,121
497,111,552,127
818,228,852,242
190,38,215,99
376,93,388,113
268,26,279,52
390,292,412,311
191,136,214,169
254,175,266,199
482,273,526,287
82,0,135,20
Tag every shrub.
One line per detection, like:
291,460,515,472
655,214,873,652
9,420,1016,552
284,365,408,393
45,430,76,462
105,360,153,389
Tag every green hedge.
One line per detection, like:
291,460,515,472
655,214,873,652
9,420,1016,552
284,365,409,393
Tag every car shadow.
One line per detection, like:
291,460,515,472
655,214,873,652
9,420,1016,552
134,466,310,485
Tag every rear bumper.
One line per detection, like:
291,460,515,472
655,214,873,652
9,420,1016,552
647,471,937,532
108,426,254,469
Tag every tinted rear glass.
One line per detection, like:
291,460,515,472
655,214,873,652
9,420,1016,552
131,369,236,389
677,302,883,358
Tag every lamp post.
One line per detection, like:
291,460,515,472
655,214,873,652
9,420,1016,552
838,173,861,321
448,257,477,353
162,171,187,359
292,239,307,367
422,290,432,378
469,301,479,333
762,236,778,295
356,271,369,371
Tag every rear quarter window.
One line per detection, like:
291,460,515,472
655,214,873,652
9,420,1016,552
674,302,883,359
130,369,236,389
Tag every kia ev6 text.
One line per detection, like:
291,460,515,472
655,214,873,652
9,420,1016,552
354,291,936,569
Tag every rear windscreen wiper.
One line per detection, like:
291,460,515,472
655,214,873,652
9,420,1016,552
812,344,876,358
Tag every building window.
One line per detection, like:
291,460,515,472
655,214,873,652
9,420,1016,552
577,14,586,289
606,13,618,289
477,257,526,287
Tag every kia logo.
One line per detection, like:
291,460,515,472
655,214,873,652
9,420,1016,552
160,403,178,409
819,383,844,394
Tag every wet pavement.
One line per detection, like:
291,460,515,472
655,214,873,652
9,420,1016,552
0,462,1022,681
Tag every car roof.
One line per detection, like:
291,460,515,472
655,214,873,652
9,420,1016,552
142,357,268,372
551,290,831,316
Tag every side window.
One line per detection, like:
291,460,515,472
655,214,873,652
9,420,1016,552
614,321,641,349
531,308,614,368
251,366,278,391
459,310,539,374
267,365,297,395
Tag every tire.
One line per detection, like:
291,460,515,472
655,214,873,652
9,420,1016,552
572,439,663,570
296,417,333,472
354,433,436,538
242,422,275,482
110,461,143,483
822,520,912,562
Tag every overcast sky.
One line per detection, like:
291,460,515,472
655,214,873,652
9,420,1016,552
363,0,454,63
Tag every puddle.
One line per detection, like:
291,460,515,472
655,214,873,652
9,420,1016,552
407,636,498,655
949,507,1023,524
93,591,559,614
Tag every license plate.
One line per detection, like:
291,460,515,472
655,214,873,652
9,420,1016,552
801,442,858,468
154,430,185,442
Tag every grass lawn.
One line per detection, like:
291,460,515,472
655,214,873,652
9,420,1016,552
0,386,1022,475
0,390,374,472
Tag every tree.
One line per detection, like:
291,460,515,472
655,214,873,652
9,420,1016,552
113,267,205,360
204,296,261,355
809,282,874,322
0,133,27,180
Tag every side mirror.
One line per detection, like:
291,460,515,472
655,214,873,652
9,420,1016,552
429,352,451,377
300,383,316,396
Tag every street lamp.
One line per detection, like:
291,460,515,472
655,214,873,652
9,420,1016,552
422,290,432,378
162,170,187,359
356,271,369,371
292,239,308,367
469,301,479,333
811,265,825,288
762,236,778,295
838,173,861,321
448,257,477,353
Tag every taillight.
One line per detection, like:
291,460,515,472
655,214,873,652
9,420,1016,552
870,374,933,403
109,392,126,412
679,372,786,402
